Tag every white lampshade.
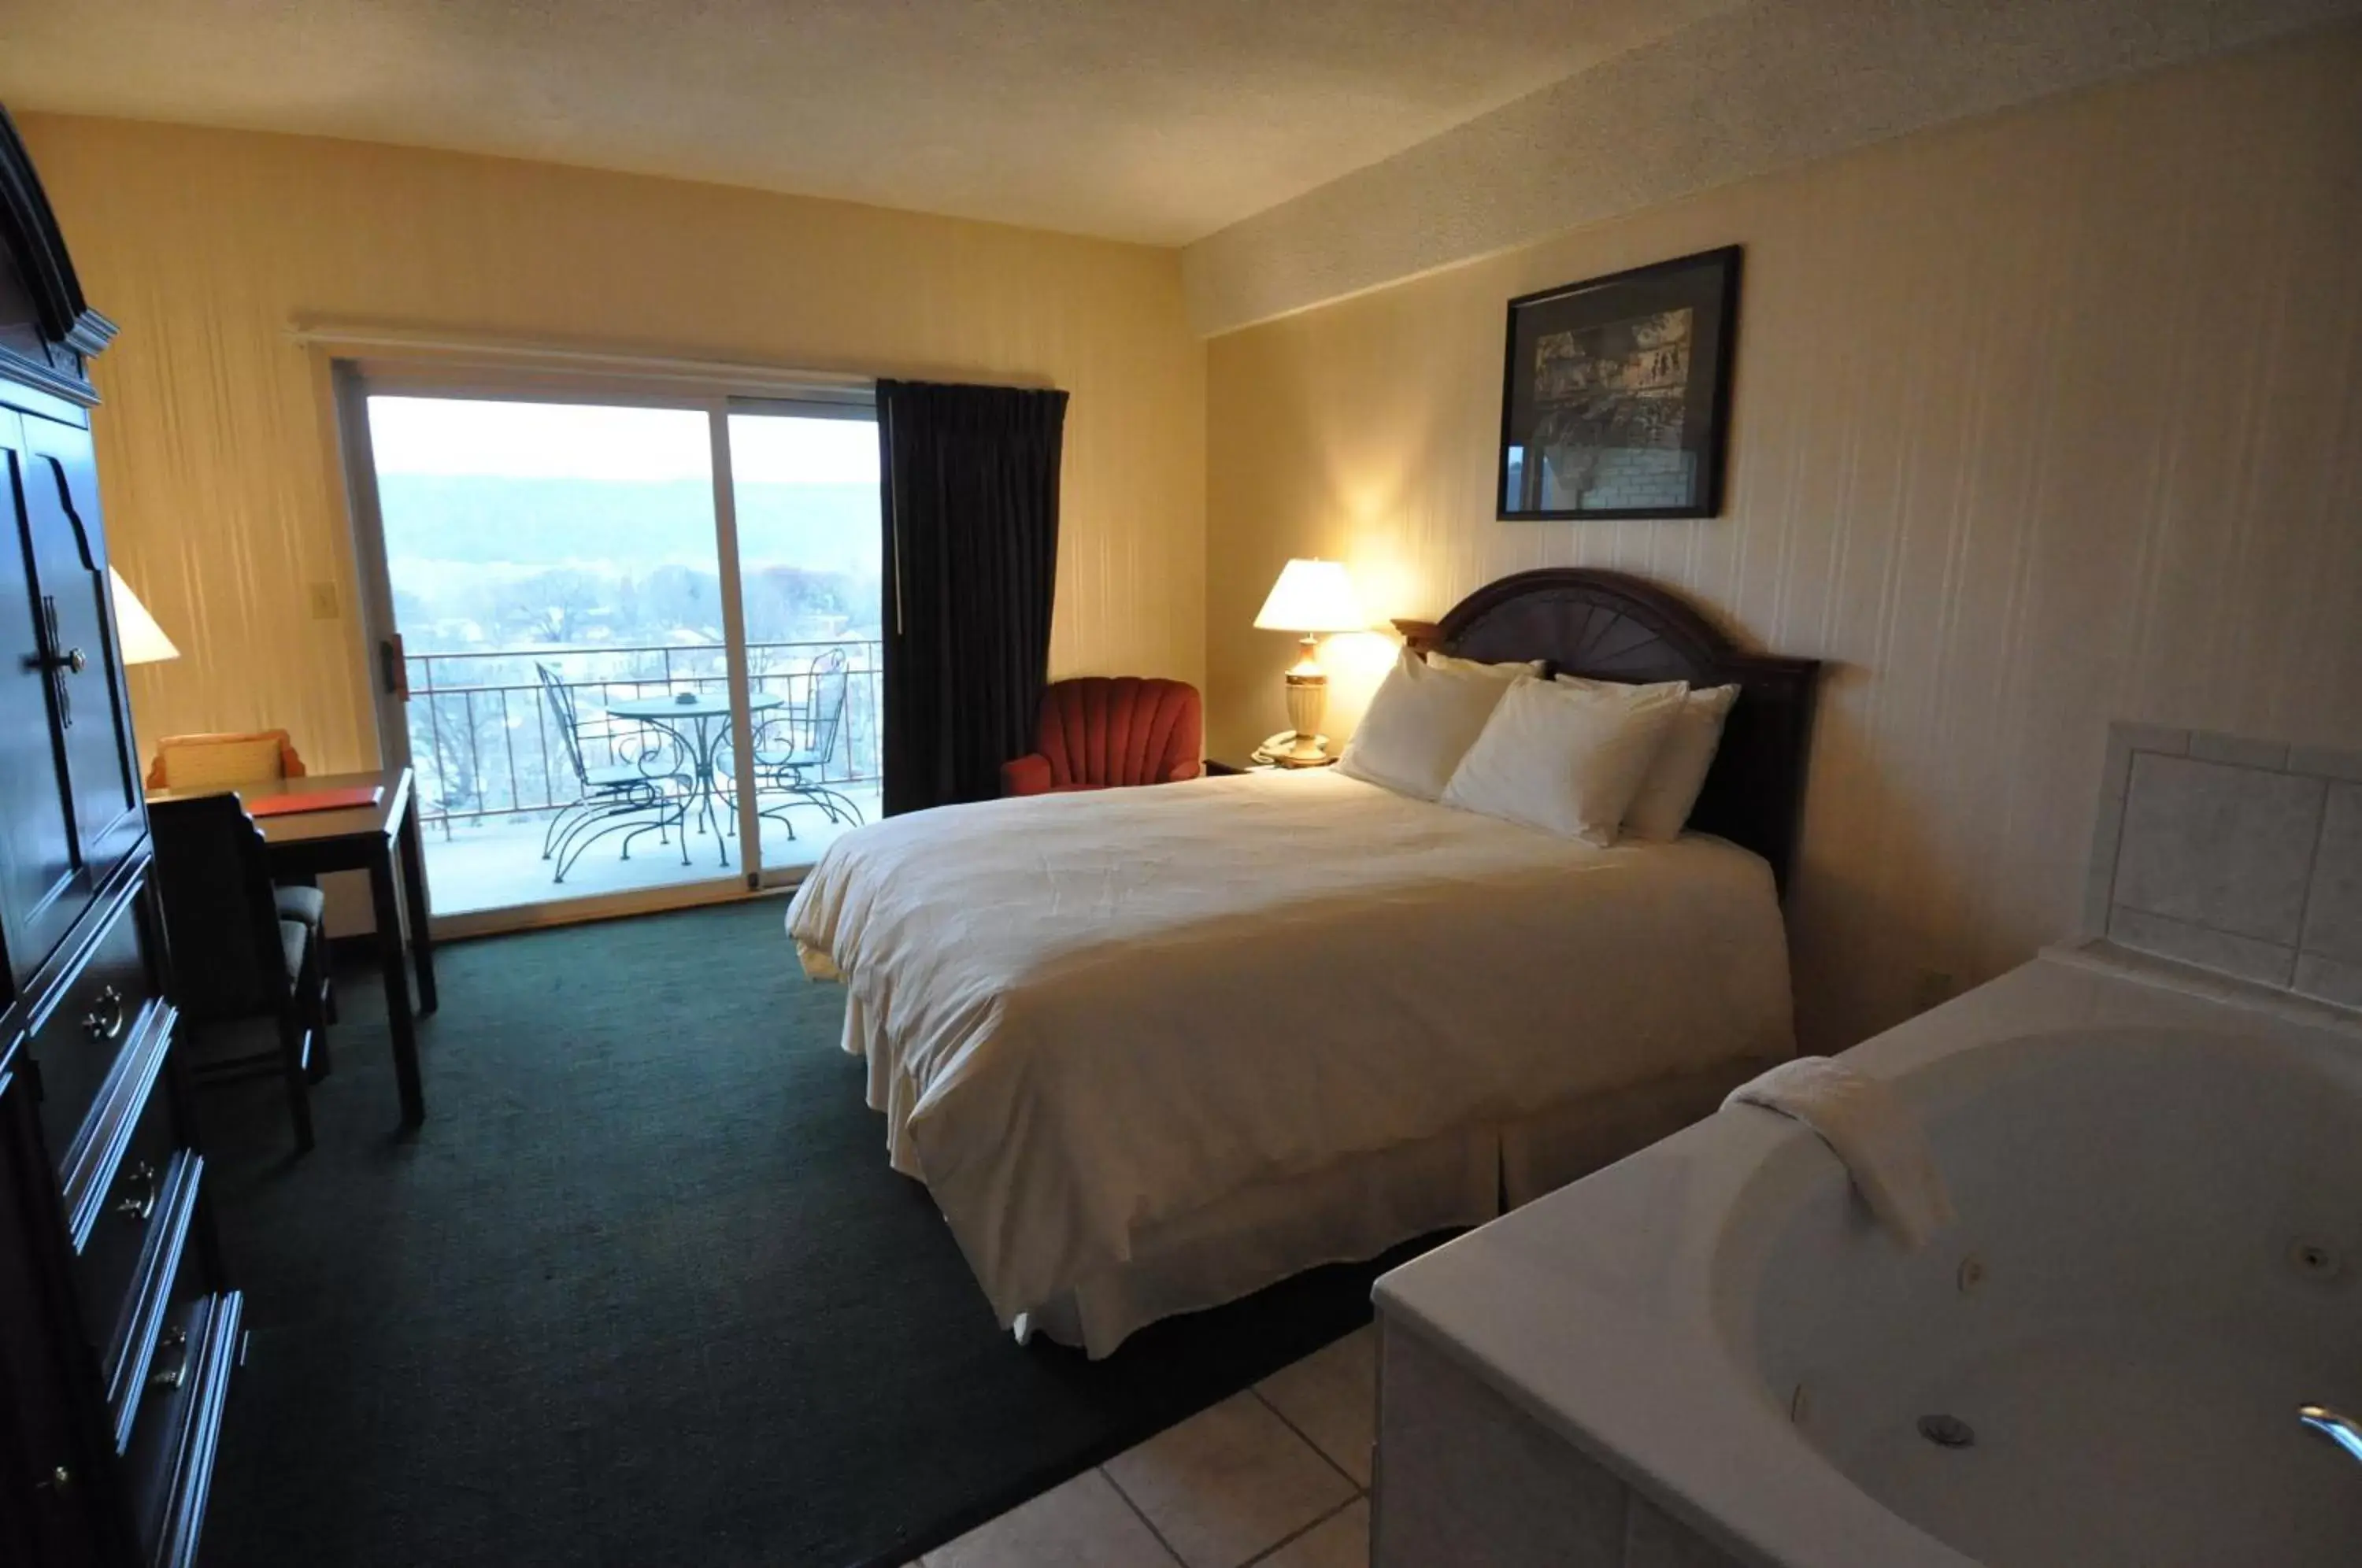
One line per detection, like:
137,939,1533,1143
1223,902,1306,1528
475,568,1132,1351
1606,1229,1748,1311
109,567,180,665
1252,558,1364,634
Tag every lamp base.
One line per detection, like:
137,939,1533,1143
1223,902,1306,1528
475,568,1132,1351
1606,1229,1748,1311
1253,732,1338,768
1284,655,1327,734
1256,637,1340,767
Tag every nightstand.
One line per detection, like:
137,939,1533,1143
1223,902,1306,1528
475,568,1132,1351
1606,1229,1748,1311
1203,754,1339,776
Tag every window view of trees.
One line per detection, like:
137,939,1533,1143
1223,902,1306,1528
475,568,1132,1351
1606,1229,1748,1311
368,398,883,832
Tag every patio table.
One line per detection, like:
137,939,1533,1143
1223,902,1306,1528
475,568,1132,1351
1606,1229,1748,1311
604,690,783,868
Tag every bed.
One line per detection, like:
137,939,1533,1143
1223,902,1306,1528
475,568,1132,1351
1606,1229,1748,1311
787,568,1820,1355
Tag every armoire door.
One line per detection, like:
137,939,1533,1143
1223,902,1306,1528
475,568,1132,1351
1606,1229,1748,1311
17,417,141,879
0,420,84,986
0,410,141,989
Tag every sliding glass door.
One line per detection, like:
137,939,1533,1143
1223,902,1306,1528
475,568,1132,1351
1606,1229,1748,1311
725,407,886,889
346,383,880,932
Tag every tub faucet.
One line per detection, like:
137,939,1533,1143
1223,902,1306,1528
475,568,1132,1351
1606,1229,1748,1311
2300,1406,2362,1464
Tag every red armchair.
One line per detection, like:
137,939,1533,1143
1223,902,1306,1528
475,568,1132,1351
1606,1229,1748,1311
1001,677,1203,797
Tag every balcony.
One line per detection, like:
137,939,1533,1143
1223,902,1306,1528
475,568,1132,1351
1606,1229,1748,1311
405,638,880,915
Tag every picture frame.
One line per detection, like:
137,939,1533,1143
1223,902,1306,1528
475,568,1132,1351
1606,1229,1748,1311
1496,245,1742,521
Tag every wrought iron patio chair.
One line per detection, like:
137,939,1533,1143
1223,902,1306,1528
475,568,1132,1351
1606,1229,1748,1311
535,663,687,882
744,648,867,838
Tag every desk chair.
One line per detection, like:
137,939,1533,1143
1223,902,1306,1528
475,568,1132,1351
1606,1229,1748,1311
147,729,329,945
149,793,329,1154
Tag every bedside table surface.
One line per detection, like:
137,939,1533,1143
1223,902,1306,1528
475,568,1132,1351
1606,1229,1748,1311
1203,755,1340,776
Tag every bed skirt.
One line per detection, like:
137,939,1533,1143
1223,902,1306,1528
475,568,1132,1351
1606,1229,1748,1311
1020,1054,1775,1357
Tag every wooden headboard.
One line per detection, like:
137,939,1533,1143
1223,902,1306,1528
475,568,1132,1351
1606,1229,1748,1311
1395,568,1821,892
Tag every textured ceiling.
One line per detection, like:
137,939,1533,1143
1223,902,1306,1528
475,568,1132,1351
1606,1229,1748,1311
0,0,1744,244
1183,0,2362,332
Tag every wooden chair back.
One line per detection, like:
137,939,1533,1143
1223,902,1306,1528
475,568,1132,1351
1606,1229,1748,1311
146,729,307,792
148,793,294,1023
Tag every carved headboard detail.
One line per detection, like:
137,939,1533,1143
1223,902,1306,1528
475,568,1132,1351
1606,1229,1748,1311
1394,568,1820,892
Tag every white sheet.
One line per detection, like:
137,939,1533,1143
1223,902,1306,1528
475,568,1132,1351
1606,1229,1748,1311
786,768,1792,1326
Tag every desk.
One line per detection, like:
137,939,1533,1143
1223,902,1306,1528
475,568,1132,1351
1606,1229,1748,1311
604,692,783,868
153,766,436,1126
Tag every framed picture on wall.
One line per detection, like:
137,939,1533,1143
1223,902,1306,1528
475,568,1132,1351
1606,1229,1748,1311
1496,245,1742,520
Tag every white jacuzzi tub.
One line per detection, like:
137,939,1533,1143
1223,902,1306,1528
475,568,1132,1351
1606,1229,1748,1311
1374,949,2362,1567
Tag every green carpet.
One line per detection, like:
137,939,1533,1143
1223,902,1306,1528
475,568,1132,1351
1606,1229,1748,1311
195,899,1422,1568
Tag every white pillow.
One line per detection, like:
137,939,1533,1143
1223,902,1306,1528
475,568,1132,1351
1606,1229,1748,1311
1557,677,1740,841
1441,676,1690,845
1336,650,1521,801
1427,652,1544,679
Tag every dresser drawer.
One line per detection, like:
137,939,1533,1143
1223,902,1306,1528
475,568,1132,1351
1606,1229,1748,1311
72,1049,184,1355
123,1280,243,1568
91,1126,202,1456
55,987,177,1266
0,1070,120,1568
26,871,159,1165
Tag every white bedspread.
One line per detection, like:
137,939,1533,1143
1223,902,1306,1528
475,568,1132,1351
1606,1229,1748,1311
786,768,1791,1326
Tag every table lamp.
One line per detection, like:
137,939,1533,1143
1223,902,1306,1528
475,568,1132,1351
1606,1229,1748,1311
109,567,180,665
1251,558,1364,767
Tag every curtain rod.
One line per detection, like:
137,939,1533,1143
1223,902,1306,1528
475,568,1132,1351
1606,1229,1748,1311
284,322,878,398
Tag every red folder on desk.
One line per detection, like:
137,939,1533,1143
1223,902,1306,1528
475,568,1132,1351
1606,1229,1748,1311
245,785,383,817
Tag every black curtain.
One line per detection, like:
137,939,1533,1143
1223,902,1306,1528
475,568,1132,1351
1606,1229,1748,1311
877,379,1069,815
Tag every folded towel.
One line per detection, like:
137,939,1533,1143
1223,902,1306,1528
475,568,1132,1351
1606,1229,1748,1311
1725,1056,1957,1249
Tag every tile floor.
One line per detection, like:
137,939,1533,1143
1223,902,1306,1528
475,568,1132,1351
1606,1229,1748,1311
916,1326,1376,1568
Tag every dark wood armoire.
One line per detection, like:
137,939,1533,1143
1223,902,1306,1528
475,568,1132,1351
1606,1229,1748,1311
0,107,242,1568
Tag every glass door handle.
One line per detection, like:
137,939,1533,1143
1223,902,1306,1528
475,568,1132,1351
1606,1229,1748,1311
380,633,409,700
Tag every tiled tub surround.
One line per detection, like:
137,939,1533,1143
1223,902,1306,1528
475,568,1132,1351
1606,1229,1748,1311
1368,956,2362,1567
2083,724,2362,1008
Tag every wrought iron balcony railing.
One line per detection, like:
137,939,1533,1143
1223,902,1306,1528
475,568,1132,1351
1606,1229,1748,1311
402,638,881,832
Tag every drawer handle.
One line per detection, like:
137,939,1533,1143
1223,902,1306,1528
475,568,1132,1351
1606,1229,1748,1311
113,1160,158,1222
82,984,127,1041
148,1326,189,1392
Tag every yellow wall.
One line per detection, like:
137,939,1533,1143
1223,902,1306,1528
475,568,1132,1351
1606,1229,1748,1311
21,31,2362,1045
1205,27,2362,1051
19,114,1206,774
